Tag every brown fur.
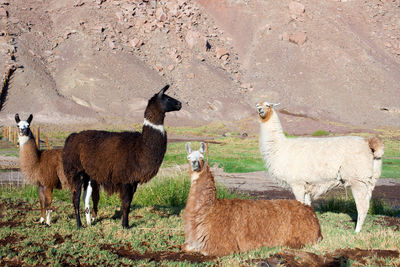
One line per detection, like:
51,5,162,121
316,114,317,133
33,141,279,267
19,138,70,220
258,103,274,123
63,129,167,195
20,139,69,189
183,164,322,257
367,136,384,158
62,86,181,228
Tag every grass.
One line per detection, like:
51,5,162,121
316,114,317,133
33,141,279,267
1,128,400,178
311,130,330,136
163,138,265,173
0,175,399,266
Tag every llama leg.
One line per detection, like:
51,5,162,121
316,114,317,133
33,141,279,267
38,185,45,223
91,180,100,223
72,178,83,228
44,187,53,226
83,181,93,226
351,181,371,233
304,193,312,206
291,184,307,204
120,182,138,229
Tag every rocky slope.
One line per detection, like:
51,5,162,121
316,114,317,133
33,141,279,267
0,0,399,134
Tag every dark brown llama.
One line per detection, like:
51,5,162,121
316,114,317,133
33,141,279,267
15,114,100,226
183,142,322,256
62,85,182,228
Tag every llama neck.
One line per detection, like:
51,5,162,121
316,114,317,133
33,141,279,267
18,135,40,173
259,110,285,161
186,165,217,213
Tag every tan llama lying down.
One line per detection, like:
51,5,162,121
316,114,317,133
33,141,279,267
183,142,322,257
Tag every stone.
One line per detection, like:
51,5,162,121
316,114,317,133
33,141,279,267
289,1,305,16
167,64,175,71
129,38,143,47
108,39,116,49
178,0,186,8
289,31,307,45
185,30,201,49
155,63,163,71
166,2,179,17
216,47,229,59
115,12,124,21
155,8,167,22
280,32,289,41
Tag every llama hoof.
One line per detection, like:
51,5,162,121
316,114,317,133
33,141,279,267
182,243,192,252
46,210,53,225
39,217,45,224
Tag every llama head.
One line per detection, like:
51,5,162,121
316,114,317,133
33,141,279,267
186,142,206,173
145,85,182,124
256,102,280,122
15,113,33,137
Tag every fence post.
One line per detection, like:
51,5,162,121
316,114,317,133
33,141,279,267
13,128,16,145
35,127,40,150
45,137,50,150
8,126,12,142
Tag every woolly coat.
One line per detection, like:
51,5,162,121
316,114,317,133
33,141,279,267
19,138,69,190
63,126,167,195
259,109,384,198
183,164,322,256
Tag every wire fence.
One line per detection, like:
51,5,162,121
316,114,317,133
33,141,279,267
2,126,49,149
0,169,24,188
0,126,46,188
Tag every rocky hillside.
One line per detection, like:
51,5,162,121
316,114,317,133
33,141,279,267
0,0,399,134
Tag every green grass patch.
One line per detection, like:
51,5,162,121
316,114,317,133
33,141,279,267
163,138,265,173
0,174,246,209
382,158,400,179
312,130,330,136
315,195,400,217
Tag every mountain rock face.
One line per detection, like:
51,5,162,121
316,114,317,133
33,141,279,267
0,0,399,134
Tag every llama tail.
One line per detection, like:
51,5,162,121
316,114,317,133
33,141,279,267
367,136,384,179
368,136,384,160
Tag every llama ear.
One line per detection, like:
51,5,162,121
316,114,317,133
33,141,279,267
158,84,170,97
185,142,192,154
199,142,206,154
15,114,20,123
273,103,280,108
27,114,33,124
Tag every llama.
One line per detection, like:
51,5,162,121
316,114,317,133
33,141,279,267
63,85,182,228
15,114,100,226
183,142,322,256
256,102,384,232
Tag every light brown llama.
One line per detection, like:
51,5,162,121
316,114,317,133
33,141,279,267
183,142,322,256
15,114,99,225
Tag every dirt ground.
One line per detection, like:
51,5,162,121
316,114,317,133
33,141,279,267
0,198,398,266
213,168,400,209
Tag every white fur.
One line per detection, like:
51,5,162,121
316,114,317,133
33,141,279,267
17,120,31,145
190,172,200,182
83,181,93,226
258,105,383,232
17,121,29,129
18,135,30,146
143,119,165,135
45,210,52,225
40,217,44,224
